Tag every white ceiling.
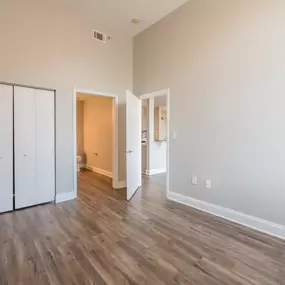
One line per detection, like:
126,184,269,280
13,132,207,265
69,0,189,37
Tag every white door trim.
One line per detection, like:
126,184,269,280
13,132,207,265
126,90,142,200
139,89,170,197
73,88,119,199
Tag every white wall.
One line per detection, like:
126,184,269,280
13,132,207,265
148,99,167,173
134,0,285,225
0,0,132,194
149,142,167,173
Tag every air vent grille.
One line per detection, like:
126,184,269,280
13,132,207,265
93,30,107,43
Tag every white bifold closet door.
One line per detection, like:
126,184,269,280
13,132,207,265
0,84,13,213
14,86,55,209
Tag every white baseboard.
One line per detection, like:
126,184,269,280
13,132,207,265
167,191,285,241
85,164,124,189
145,168,166,176
56,191,77,203
85,164,112,178
113,180,126,189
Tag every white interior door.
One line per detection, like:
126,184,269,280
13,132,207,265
15,87,37,208
15,87,55,209
126,90,142,200
35,89,55,205
0,85,13,213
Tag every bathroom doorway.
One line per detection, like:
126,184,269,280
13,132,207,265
73,89,119,196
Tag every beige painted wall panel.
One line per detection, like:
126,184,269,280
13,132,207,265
0,0,132,193
134,0,285,225
83,95,113,172
76,100,84,157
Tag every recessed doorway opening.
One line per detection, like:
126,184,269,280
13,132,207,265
140,89,170,196
73,88,119,197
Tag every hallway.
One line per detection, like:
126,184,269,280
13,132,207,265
0,171,284,284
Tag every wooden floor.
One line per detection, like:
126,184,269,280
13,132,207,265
1,171,285,285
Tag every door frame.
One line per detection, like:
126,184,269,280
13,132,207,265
73,88,119,197
139,88,170,197
125,90,142,200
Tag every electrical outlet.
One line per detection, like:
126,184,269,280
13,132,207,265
206,180,211,189
192,175,198,185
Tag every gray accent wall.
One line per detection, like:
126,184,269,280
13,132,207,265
134,0,285,225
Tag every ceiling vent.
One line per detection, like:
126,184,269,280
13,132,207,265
93,30,107,43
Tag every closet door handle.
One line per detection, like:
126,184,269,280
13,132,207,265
23,154,27,157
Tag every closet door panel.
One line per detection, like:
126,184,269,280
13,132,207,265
35,89,55,204
0,85,13,213
14,87,37,209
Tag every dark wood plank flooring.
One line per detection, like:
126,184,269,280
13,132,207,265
0,170,285,284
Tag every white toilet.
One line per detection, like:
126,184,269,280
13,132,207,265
77,156,82,172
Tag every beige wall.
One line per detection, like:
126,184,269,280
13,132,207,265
0,0,132,193
82,95,113,172
154,106,167,141
76,100,84,157
142,105,148,131
134,0,285,225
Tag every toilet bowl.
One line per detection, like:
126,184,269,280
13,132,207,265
77,156,82,172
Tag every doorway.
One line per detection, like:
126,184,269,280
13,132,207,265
140,89,170,196
73,88,119,197
72,88,169,201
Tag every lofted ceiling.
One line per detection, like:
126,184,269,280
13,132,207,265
69,0,189,38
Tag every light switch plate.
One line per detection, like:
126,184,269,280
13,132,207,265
206,180,211,189
192,175,198,185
